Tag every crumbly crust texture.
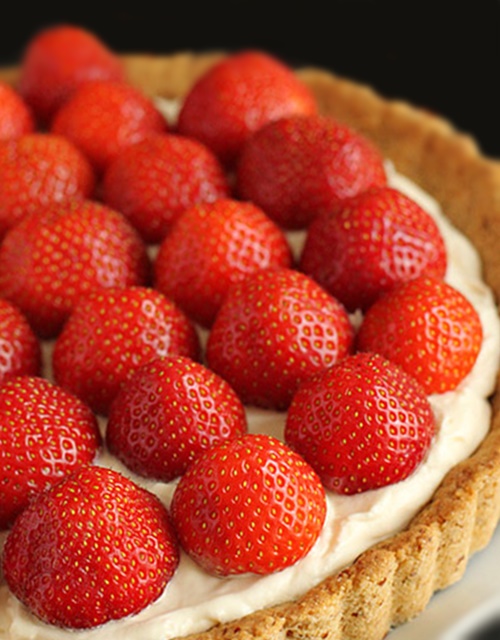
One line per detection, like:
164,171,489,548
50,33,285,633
2,52,500,640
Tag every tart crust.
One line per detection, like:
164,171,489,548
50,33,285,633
2,52,500,640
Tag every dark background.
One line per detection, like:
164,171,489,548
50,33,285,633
1,1,499,158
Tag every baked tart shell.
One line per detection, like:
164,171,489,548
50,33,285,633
1,52,500,640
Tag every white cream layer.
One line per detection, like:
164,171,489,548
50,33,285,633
1,163,499,640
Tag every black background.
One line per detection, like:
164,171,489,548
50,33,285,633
1,1,499,158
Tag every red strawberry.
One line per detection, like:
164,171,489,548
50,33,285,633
170,433,326,576
176,50,318,166
106,355,248,481
0,298,41,385
0,375,100,530
18,23,125,125
153,198,293,327
52,286,201,415
0,132,95,240
299,186,448,312
206,267,354,410
0,199,150,339
2,465,179,628
51,79,168,173
102,132,231,243
285,351,437,494
0,81,34,141
356,275,483,394
236,113,387,229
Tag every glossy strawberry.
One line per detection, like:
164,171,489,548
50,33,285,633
170,433,326,576
51,79,168,173
356,275,483,394
285,352,436,494
299,186,448,312
0,298,41,385
102,133,231,243
2,465,179,628
52,286,200,415
236,113,387,229
0,199,150,339
206,267,354,410
153,199,293,327
18,23,125,125
0,81,34,141
107,355,248,481
177,50,318,166
0,133,95,240
0,376,100,530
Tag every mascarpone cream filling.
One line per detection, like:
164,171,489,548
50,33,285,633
1,162,499,640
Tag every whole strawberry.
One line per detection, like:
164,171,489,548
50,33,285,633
0,81,34,141
153,198,293,327
356,275,483,394
206,267,354,410
0,132,95,240
236,114,387,229
170,433,326,576
0,298,41,385
0,376,100,530
107,355,248,481
18,23,125,125
299,186,448,312
51,79,168,173
2,465,179,628
177,50,318,166
52,286,200,415
102,133,231,243
285,352,437,494
0,199,150,338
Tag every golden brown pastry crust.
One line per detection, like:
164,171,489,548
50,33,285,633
2,52,500,640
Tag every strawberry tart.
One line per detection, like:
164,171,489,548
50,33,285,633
1,24,500,640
